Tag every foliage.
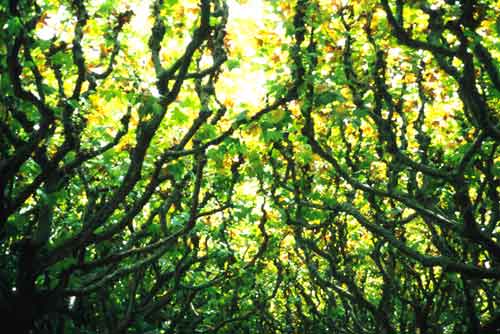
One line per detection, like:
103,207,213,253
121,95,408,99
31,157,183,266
1,0,500,333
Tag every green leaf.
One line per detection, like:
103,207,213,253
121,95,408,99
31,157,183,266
42,84,56,95
51,51,72,67
227,59,240,70
147,224,161,235
7,17,22,35
172,107,189,124
262,129,283,143
316,91,343,105
98,0,115,14
196,123,217,140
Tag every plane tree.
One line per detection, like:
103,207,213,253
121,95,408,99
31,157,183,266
1,0,500,333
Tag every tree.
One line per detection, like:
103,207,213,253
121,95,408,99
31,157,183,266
1,0,499,333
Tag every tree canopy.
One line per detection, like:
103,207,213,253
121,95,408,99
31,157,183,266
1,0,500,333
